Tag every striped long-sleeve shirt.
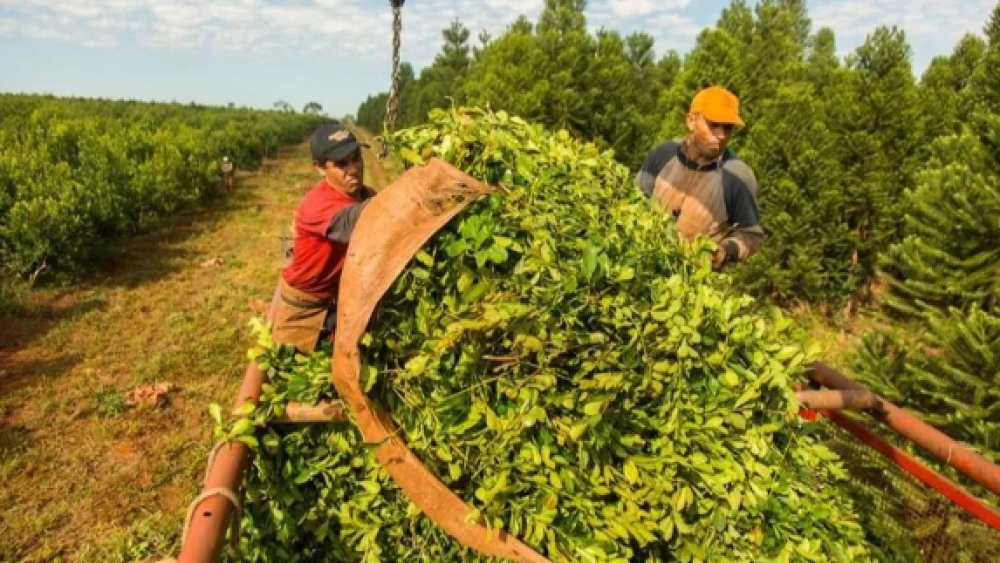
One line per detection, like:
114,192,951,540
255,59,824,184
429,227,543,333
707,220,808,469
636,140,764,262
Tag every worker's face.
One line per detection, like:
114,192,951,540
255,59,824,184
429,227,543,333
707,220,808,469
686,113,734,160
319,150,364,195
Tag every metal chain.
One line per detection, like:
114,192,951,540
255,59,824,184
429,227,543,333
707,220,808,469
383,0,404,138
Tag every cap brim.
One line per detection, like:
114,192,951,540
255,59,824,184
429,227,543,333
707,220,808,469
703,111,745,127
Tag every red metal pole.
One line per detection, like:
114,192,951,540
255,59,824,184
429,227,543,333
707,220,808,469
806,362,1000,500
872,399,1000,499
806,362,869,391
822,409,1000,533
176,281,281,563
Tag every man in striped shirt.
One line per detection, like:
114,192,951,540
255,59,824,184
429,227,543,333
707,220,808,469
636,86,764,269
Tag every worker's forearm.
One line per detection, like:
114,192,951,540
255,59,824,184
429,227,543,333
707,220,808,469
325,199,372,243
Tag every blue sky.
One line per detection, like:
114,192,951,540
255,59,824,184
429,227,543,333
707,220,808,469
0,0,994,117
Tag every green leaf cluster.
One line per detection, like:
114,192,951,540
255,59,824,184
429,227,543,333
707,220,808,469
236,108,872,562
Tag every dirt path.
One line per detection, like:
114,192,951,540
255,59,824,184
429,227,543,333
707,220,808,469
0,140,391,562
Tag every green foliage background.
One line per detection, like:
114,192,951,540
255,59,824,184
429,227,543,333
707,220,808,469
358,0,1000,496
358,0,997,308
0,94,324,281
850,5,1000,467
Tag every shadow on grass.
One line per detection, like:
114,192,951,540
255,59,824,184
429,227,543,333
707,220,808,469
0,417,32,461
0,353,86,396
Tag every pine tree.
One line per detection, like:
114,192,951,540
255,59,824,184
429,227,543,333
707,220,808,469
410,20,473,123
356,92,389,131
854,307,1000,463
880,8,1000,319
463,17,551,123
472,29,492,62
736,82,856,301
881,132,1000,318
586,31,671,166
394,63,419,128
717,0,754,48
776,0,812,47
919,35,986,143
855,6,1000,467
534,0,594,133
832,26,921,297
911,307,1000,457
805,27,840,94
587,31,645,163
740,0,809,111
971,1,1000,113
970,2,1000,166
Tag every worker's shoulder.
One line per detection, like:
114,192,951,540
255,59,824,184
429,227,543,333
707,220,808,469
721,152,757,193
639,140,683,177
300,179,328,199
648,139,683,160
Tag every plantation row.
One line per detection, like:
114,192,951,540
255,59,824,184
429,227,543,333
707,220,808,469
0,94,325,279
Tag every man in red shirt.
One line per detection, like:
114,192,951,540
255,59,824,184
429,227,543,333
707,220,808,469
271,123,376,352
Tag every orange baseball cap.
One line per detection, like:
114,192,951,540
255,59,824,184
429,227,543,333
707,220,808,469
689,86,745,127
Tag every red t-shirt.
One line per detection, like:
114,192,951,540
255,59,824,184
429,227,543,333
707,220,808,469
281,180,371,300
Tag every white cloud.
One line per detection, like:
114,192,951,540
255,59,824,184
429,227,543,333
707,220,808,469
151,3,208,26
585,0,703,57
18,21,68,42
0,0,993,72
83,35,119,48
483,0,542,13
811,0,993,67
1,0,391,55
605,0,691,18
649,13,701,51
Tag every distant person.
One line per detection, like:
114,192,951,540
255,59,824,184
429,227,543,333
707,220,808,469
270,124,377,352
636,86,763,269
220,156,235,194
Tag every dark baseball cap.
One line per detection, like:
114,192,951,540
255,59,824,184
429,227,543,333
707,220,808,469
310,123,369,163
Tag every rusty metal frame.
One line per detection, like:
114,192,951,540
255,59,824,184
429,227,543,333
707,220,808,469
274,400,347,424
818,407,1000,532
800,362,1000,507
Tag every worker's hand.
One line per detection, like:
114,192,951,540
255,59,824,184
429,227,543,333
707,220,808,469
711,247,726,269
712,240,740,270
